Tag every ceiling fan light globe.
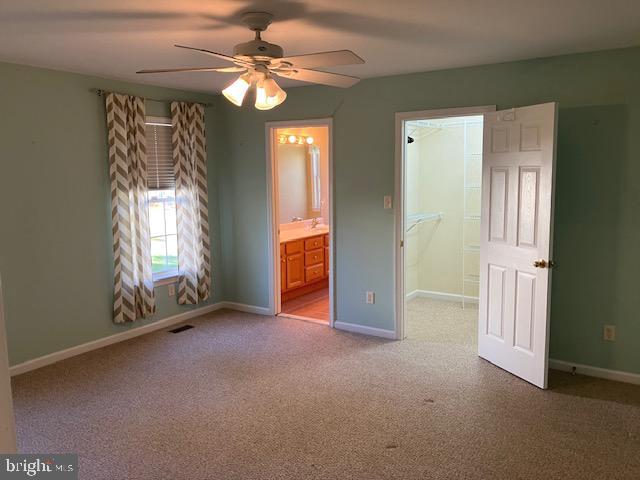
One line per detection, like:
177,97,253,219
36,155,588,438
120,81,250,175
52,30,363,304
222,73,252,107
255,77,287,110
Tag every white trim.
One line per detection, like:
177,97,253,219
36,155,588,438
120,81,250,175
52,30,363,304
10,302,259,377
153,273,179,287
334,321,396,339
0,275,17,451
394,105,496,341
265,118,336,328
218,302,272,316
549,359,640,386
406,289,478,303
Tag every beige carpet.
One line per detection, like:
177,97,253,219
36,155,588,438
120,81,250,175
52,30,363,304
11,308,640,479
406,296,478,348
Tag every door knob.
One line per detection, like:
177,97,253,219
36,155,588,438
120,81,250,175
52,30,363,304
533,259,555,269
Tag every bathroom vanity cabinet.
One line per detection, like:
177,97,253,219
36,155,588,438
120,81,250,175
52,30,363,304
280,233,329,302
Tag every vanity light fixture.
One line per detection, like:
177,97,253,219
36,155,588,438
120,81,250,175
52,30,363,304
279,134,315,145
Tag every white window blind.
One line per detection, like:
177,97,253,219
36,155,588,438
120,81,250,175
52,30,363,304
145,118,174,190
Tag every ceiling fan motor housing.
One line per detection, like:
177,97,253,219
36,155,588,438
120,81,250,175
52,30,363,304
234,40,283,62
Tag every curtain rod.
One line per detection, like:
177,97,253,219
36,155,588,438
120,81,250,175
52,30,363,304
92,89,212,107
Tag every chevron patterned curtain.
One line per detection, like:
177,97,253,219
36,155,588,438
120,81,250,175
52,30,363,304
171,102,211,304
106,93,156,323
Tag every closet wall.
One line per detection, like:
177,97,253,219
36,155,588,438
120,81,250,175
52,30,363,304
405,117,483,301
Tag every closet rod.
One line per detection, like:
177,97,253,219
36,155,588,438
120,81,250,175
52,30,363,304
92,89,212,107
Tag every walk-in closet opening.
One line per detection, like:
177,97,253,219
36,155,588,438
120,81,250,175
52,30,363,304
403,113,484,346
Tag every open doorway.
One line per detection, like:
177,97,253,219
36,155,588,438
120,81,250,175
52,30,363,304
403,112,486,346
396,103,559,389
266,119,334,325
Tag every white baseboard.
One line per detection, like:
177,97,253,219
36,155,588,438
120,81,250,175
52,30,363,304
334,321,396,339
9,301,271,377
218,302,272,316
549,359,640,386
406,289,478,303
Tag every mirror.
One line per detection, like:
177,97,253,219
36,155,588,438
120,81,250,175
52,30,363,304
276,127,328,226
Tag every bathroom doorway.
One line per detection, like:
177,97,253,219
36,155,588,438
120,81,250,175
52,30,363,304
266,119,334,325
396,106,495,345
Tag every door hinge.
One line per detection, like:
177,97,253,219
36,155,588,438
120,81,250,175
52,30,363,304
400,240,404,248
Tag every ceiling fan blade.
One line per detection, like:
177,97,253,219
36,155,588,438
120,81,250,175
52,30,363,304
137,66,246,74
275,68,360,88
174,44,253,66
276,50,364,69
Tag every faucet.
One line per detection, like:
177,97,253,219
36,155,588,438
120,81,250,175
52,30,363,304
291,216,303,222
311,217,320,228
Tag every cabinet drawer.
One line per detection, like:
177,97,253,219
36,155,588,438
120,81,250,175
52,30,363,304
305,264,324,283
304,236,324,251
305,248,324,266
285,240,304,254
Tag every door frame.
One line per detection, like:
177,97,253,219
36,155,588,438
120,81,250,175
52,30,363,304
265,117,335,327
0,274,17,452
394,105,496,340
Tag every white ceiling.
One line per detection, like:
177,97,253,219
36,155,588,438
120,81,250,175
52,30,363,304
1,0,639,94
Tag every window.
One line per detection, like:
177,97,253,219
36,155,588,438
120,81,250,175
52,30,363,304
145,117,178,281
310,146,321,212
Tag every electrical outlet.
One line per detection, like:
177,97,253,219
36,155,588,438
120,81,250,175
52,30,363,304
167,284,176,297
366,291,375,304
603,325,616,341
384,195,392,209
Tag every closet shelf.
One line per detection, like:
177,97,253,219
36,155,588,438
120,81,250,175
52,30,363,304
406,212,444,232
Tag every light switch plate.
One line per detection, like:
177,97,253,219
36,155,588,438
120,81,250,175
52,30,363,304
384,195,392,209
603,325,616,341
366,291,375,304
168,284,176,297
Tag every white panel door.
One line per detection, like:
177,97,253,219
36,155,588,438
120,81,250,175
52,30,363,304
478,102,558,389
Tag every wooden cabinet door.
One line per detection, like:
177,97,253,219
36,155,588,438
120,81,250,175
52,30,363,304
286,252,304,290
280,244,287,292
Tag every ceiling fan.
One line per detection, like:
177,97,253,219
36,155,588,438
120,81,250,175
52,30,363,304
137,12,365,110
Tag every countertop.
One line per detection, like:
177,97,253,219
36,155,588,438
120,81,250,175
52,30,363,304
280,226,329,243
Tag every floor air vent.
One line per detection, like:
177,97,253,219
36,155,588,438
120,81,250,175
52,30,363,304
169,324,194,333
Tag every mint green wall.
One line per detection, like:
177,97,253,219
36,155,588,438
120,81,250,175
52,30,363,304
0,62,222,365
2,47,639,375
217,47,640,374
